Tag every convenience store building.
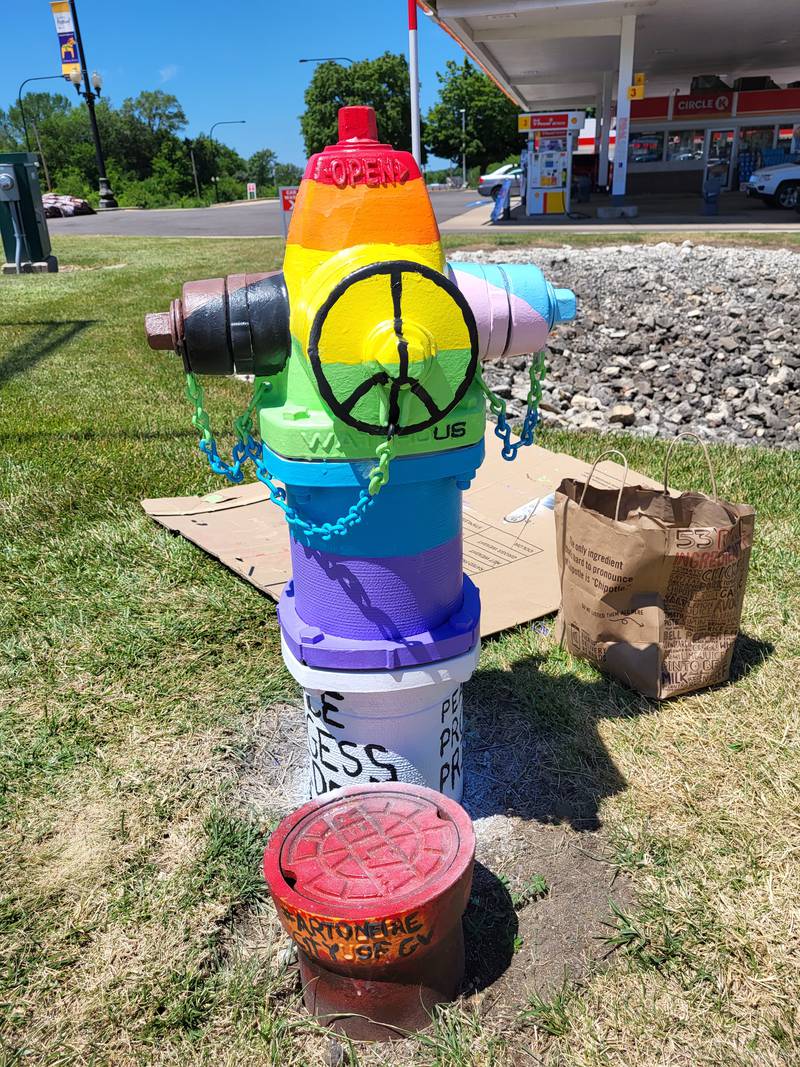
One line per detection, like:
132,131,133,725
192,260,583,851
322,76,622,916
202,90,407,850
422,0,800,199
627,88,800,193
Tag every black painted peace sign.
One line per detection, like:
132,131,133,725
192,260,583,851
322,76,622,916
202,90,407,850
307,260,479,437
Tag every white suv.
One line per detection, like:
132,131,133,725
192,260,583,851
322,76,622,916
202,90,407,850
746,161,800,209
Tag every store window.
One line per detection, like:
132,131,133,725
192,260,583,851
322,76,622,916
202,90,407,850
777,125,800,157
666,129,704,162
738,125,774,155
628,132,664,164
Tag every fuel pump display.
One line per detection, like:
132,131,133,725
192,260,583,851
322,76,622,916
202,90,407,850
145,106,577,801
519,110,585,216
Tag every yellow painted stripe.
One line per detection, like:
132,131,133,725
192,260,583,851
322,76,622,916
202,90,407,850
284,241,446,355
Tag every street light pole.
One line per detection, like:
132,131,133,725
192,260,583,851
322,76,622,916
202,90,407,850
17,75,67,152
298,57,355,65
67,0,117,208
209,120,246,203
408,0,422,166
460,108,467,187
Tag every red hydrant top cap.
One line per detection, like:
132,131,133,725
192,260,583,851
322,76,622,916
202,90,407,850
265,784,474,918
338,105,379,143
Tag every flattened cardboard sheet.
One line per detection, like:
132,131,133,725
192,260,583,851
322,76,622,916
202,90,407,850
142,431,661,636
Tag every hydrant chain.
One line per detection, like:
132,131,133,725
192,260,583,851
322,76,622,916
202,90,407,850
477,351,547,461
184,371,395,536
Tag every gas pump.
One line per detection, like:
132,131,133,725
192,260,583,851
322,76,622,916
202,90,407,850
520,112,585,217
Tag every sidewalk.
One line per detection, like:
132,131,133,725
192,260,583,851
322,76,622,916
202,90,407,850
440,191,800,234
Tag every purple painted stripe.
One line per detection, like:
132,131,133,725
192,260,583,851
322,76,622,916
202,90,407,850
289,535,463,641
278,575,480,671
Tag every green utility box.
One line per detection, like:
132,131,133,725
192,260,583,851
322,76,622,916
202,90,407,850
0,152,57,273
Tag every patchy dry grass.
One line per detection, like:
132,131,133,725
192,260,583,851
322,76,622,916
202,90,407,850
1,237,799,1066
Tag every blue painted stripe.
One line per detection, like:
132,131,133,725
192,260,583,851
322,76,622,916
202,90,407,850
262,439,483,488
286,477,462,556
263,440,482,555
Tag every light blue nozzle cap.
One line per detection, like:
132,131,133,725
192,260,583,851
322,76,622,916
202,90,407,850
553,287,577,323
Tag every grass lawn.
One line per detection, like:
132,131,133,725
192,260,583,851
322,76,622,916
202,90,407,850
1,235,798,1066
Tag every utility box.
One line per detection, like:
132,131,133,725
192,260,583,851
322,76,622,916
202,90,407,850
0,152,58,274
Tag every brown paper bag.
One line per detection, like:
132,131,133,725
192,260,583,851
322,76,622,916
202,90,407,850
555,436,755,699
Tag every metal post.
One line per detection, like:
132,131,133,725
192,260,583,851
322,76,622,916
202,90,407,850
460,108,466,187
190,148,201,199
30,121,53,191
68,0,117,208
611,14,636,200
408,0,422,166
17,75,66,154
598,71,613,191
209,121,246,205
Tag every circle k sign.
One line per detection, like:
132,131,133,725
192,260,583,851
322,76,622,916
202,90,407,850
675,93,732,116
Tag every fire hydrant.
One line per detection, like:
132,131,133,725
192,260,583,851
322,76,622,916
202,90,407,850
146,105,576,800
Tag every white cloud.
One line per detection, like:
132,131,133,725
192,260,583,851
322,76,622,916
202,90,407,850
159,64,179,83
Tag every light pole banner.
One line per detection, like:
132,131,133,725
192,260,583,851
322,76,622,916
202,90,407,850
50,1,80,77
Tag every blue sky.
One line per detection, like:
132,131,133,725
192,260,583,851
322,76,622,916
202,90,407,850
3,0,468,166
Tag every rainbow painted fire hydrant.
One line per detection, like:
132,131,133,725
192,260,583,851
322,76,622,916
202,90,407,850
146,106,576,801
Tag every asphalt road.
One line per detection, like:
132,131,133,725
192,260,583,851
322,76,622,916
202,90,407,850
47,189,482,238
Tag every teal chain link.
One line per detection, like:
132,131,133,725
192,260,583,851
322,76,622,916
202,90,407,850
186,348,544,538
186,373,270,484
477,351,546,461
185,372,395,539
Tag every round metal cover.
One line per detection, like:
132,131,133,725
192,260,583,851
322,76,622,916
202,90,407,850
277,784,473,911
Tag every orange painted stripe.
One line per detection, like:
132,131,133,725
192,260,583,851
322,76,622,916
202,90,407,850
286,176,440,251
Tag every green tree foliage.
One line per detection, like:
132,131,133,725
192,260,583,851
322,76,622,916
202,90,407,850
424,59,521,173
120,90,187,135
0,89,296,207
248,148,278,188
274,161,303,187
300,53,413,156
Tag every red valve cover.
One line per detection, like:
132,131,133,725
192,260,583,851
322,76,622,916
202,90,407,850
263,783,475,973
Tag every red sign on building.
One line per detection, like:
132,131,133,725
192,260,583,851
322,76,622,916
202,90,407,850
673,92,733,118
519,112,570,132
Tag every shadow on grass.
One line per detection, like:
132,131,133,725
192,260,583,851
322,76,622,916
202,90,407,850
464,630,773,832
461,860,517,995
0,320,98,386
728,632,774,683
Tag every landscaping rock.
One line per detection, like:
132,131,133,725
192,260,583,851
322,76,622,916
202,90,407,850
609,404,636,426
455,242,800,449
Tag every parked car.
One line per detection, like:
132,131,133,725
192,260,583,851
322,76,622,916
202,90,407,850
42,193,95,218
478,165,522,200
745,162,800,209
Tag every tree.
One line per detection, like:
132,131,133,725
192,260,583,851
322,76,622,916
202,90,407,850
0,87,299,208
248,148,277,187
300,53,412,156
424,59,521,173
120,90,187,136
274,161,303,187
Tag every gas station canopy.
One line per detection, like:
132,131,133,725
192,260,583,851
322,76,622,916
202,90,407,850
423,0,800,201
423,0,800,112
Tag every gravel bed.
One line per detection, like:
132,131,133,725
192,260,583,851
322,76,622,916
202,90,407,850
457,241,800,449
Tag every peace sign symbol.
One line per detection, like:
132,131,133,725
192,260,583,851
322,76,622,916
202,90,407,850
307,260,479,437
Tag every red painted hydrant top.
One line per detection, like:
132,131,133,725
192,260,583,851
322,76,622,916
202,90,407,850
264,784,474,968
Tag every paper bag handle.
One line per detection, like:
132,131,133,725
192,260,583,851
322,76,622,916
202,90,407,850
578,449,629,521
663,432,718,499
